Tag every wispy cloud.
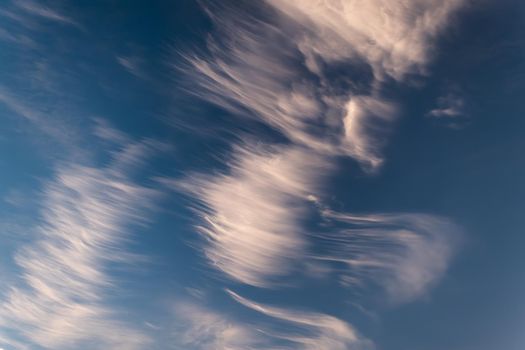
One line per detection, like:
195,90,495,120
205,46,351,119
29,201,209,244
172,290,372,350
318,210,462,304
165,144,331,287
176,0,464,291
167,0,467,348
0,25,35,46
428,92,466,117
13,0,81,29
0,86,92,163
172,301,269,350
116,55,148,80
427,92,470,129
227,290,371,350
183,19,391,168
181,0,464,170
0,142,158,349
92,117,131,145
0,87,73,143
342,96,398,169
267,0,465,81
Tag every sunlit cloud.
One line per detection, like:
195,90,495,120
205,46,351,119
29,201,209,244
164,144,331,287
171,0,466,347
171,291,373,350
176,0,464,290
227,290,371,350
267,0,465,81
0,142,158,349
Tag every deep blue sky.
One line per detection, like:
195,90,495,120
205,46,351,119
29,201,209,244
0,1,524,350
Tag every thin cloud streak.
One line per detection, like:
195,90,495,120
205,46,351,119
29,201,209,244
171,291,372,350
227,290,371,350
428,93,466,118
0,87,75,145
13,0,82,29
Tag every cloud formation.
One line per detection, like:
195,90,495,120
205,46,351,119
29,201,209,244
173,0,466,347
173,301,268,350
227,290,371,350
178,0,464,289
170,144,331,286
319,210,461,304
268,0,464,81
172,290,372,350
0,142,158,349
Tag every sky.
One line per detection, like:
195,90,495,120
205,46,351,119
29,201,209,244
0,1,524,349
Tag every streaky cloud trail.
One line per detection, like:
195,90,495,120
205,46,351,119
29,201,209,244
0,141,159,350
172,0,467,348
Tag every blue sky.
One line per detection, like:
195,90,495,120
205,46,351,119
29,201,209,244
0,1,524,349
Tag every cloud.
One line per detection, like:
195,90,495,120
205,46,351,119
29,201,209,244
0,87,76,145
342,96,398,169
166,144,331,287
181,3,392,169
176,0,464,289
184,28,340,157
181,1,463,170
169,144,461,304
171,0,466,347
116,55,148,80
0,142,158,349
319,210,462,304
92,117,131,145
171,291,372,350
267,0,465,81
427,92,470,129
13,0,81,29
227,290,371,350
427,93,466,118
172,301,268,350
0,25,35,46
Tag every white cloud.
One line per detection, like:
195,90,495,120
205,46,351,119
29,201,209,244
227,290,371,350
167,144,331,287
172,0,466,347
0,87,76,145
171,291,372,350
319,210,462,304
177,0,464,291
267,0,464,81
170,143,461,304
343,96,398,169
0,142,158,349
